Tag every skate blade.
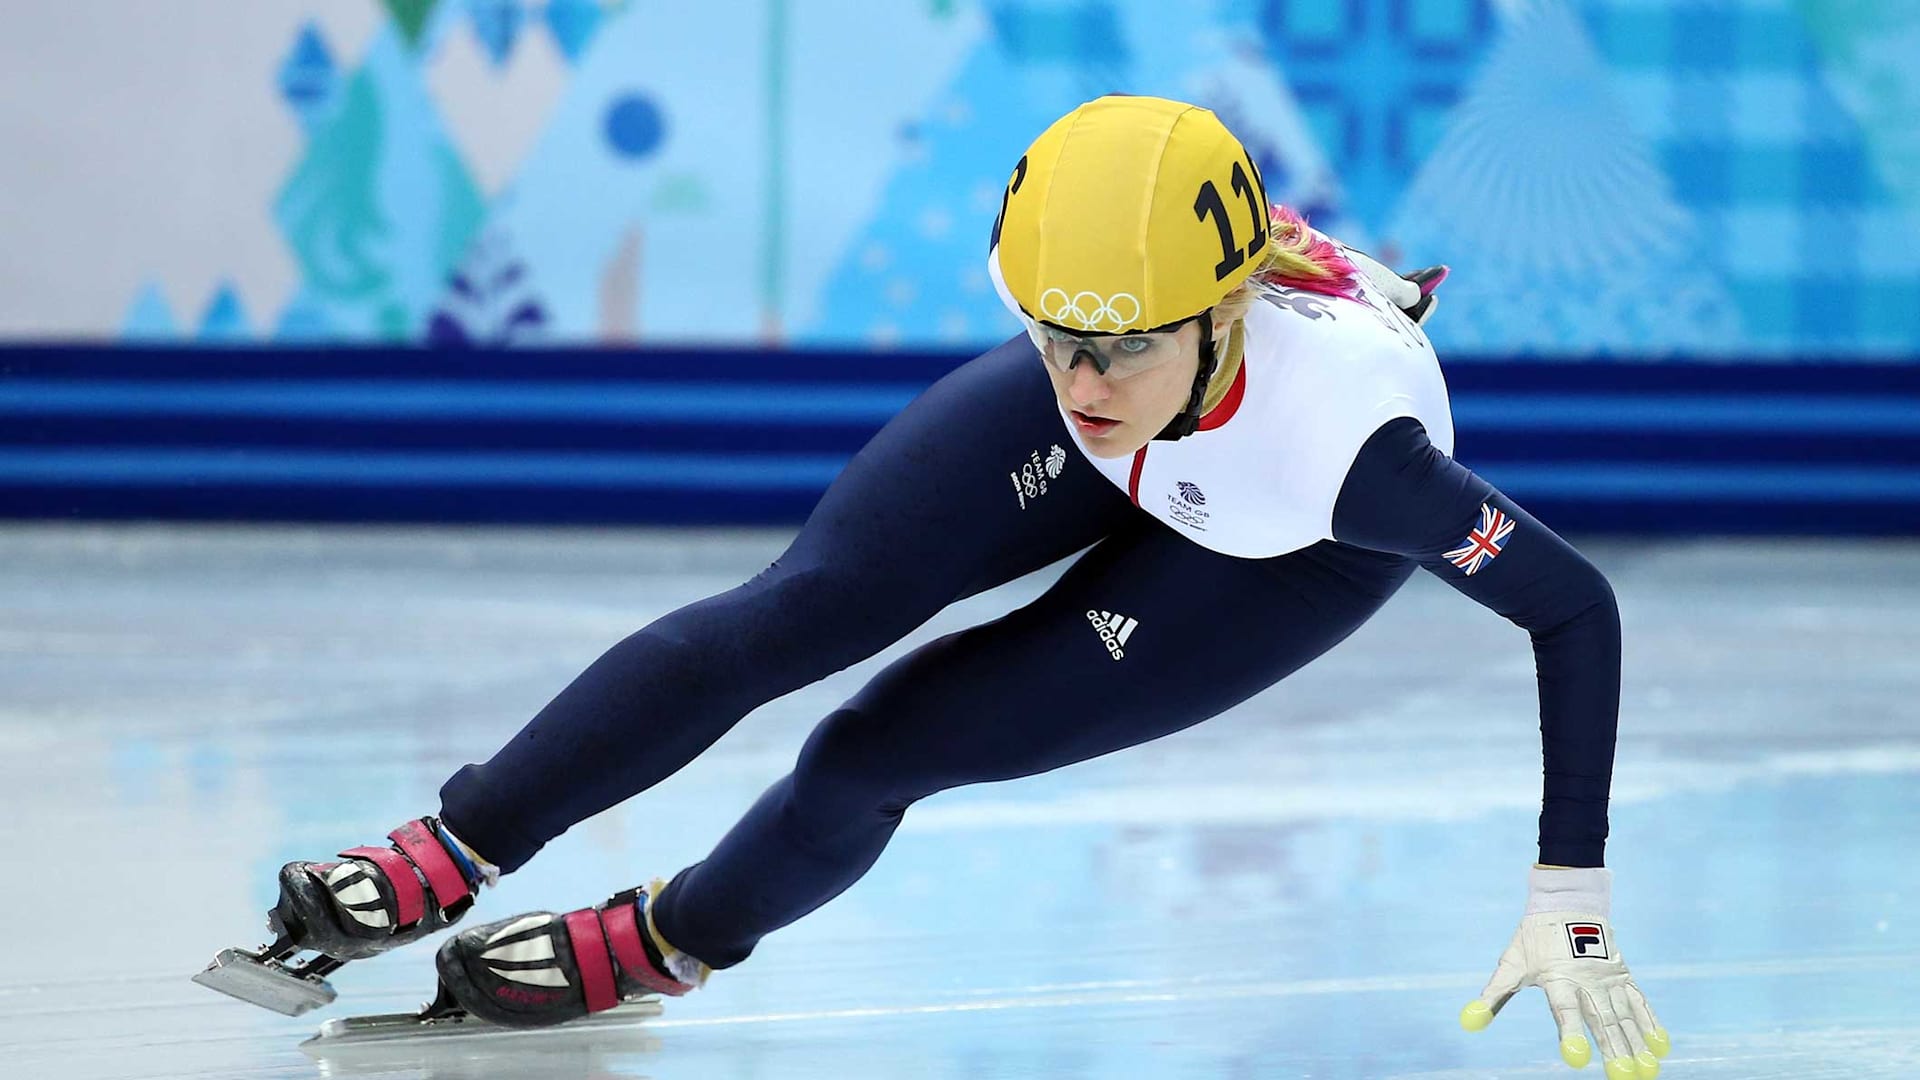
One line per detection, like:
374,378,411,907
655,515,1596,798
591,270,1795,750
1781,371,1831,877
193,947,338,1017
300,998,664,1049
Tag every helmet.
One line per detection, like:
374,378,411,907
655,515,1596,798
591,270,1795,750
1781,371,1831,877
990,95,1270,337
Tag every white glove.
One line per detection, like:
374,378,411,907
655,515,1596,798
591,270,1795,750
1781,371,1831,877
1461,867,1672,1078
1339,245,1446,325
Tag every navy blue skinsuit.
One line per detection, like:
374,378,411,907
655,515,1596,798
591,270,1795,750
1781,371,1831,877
438,335,1620,969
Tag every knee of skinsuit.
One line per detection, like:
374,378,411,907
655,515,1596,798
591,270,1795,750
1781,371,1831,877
791,705,931,821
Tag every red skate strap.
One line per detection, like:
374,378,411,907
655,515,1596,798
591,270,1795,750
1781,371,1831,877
388,820,472,912
339,845,424,927
563,910,619,1014
602,899,691,997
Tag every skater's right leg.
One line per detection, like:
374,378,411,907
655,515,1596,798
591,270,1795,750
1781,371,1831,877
435,335,1138,872
273,816,486,960
256,337,1123,969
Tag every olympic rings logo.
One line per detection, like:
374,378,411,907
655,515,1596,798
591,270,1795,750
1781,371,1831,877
1038,288,1142,332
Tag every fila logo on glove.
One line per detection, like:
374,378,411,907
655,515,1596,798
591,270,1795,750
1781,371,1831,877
1566,922,1610,960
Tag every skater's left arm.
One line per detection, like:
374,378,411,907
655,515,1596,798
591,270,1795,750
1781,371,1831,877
1330,418,1671,1078
1332,416,1617,867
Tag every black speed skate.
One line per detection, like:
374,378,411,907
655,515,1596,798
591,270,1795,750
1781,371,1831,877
194,816,485,1016
299,885,697,1045
275,817,483,959
434,885,699,1028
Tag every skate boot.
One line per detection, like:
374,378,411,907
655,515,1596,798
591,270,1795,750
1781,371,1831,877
273,816,488,960
433,882,705,1028
195,815,491,1016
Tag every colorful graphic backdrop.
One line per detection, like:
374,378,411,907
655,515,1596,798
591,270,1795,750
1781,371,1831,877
5,0,1919,358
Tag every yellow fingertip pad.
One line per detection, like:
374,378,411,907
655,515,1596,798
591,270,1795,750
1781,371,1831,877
1459,1001,1493,1032
1605,1057,1638,1080
1634,1049,1661,1078
1645,1027,1671,1058
1560,1035,1592,1069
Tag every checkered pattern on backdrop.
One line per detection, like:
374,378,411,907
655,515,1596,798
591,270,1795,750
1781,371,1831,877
1581,0,1920,353
94,1,1920,356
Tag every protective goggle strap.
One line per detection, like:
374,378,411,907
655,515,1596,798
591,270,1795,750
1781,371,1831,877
1154,316,1216,441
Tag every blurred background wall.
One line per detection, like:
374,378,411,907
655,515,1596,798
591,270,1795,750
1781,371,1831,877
2,0,1917,529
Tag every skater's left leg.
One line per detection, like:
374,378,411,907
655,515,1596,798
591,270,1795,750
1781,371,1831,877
428,882,699,1028
429,532,1412,1026
648,531,1416,971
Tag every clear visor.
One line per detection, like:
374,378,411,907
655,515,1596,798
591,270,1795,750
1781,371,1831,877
1033,324,1189,381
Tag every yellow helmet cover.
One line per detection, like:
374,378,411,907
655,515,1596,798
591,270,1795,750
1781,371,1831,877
992,95,1271,336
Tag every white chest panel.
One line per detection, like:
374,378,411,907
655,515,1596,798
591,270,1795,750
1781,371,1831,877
1066,279,1455,559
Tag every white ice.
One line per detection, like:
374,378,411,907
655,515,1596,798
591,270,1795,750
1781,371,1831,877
1,525,1915,1079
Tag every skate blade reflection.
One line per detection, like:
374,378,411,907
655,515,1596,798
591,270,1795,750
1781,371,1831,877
302,997,664,1050
305,1021,661,1078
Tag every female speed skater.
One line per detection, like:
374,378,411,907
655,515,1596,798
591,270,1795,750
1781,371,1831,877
238,96,1670,1078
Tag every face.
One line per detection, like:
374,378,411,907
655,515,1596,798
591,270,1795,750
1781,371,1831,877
1039,319,1206,457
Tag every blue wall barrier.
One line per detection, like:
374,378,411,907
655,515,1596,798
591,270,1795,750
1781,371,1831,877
3,345,1917,534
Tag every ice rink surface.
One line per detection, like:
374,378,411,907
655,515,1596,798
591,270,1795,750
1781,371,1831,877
1,524,1915,1080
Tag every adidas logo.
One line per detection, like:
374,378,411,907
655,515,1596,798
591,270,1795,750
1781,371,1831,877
1084,609,1137,661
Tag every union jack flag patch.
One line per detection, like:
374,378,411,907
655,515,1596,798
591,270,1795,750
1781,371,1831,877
1444,503,1516,575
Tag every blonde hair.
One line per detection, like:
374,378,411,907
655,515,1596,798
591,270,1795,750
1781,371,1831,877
1198,205,1358,413
1210,204,1358,331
